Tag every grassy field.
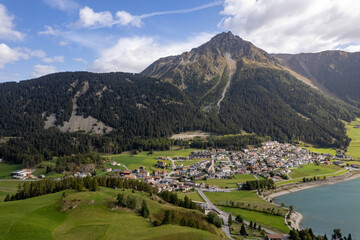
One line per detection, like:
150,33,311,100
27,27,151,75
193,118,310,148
276,169,348,186
220,206,289,233
0,181,24,201
0,163,22,179
303,147,337,156
0,187,224,240
204,190,287,216
178,191,205,203
105,149,196,173
289,163,343,179
176,160,205,167
346,118,360,160
196,174,262,188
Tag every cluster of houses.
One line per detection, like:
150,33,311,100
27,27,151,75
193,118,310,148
95,141,344,192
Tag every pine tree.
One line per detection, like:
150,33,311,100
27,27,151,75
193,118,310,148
4,194,10,202
140,200,150,218
348,234,352,240
240,224,247,236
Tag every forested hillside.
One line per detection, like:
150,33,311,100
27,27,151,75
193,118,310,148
274,51,360,108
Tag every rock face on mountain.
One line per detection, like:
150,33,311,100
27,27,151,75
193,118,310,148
274,51,360,108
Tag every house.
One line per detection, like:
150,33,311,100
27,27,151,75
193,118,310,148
122,170,132,175
155,170,168,177
157,161,167,168
110,161,118,166
137,169,150,178
124,174,137,180
268,234,283,240
104,167,112,172
11,169,33,179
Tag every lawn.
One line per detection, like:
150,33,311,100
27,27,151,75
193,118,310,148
196,174,261,188
204,190,287,216
276,169,348,186
303,147,337,156
346,118,360,160
105,149,197,173
178,191,205,203
0,187,224,240
0,163,22,179
0,181,23,201
289,163,343,179
176,160,205,167
220,206,289,233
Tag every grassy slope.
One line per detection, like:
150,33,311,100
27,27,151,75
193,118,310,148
346,118,360,159
105,149,196,173
303,147,337,156
0,188,224,240
220,206,289,233
289,163,343,179
0,181,24,201
0,163,22,179
196,174,261,188
205,190,288,233
178,191,205,203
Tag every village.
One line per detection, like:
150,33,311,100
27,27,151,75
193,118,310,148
99,141,350,193
11,141,353,193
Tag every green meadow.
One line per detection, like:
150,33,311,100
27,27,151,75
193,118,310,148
0,163,22,179
105,149,196,172
196,174,261,189
289,163,343,179
346,118,360,160
220,206,289,233
178,191,205,203
0,188,224,240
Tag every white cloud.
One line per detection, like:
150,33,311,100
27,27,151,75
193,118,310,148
38,25,60,36
218,0,360,53
76,6,114,28
42,55,64,63
73,57,88,64
0,43,28,68
43,0,79,11
74,2,222,29
0,4,25,41
31,65,57,78
115,11,142,27
89,32,214,73
25,49,46,58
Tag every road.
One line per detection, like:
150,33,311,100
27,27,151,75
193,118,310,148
197,189,280,239
169,159,177,176
196,189,234,240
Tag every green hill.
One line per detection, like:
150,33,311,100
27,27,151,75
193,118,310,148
0,188,225,240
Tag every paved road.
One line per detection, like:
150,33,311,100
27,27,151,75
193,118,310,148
169,159,177,176
196,189,234,240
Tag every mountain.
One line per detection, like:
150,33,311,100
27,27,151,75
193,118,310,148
274,51,360,108
142,31,359,147
142,32,281,107
0,32,359,163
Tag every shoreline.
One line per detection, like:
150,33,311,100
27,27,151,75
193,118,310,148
261,171,360,230
265,170,360,199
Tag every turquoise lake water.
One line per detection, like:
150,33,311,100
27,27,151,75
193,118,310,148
274,178,360,238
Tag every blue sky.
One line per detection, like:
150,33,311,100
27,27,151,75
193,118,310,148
1,0,360,82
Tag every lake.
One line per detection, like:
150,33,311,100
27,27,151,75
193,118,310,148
274,177,360,238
